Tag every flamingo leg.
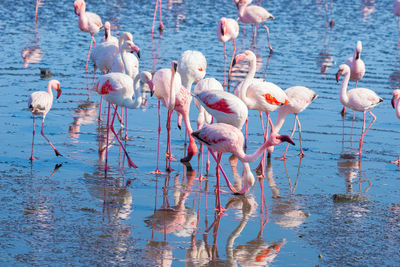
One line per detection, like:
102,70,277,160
262,24,273,53
151,0,159,35
209,148,239,194
227,39,237,92
40,115,62,157
244,117,248,149
151,100,163,174
223,42,227,87
166,110,174,172
105,102,111,170
122,107,132,140
158,0,164,32
255,112,266,177
281,115,297,160
198,144,206,180
110,105,138,168
206,148,210,175
359,111,376,157
215,152,226,214
85,35,94,71
35,0,40,24
296,115,305,157
30,115,36,161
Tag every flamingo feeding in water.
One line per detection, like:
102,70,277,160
191,123,294,213
233,50,289,176
28,80,63,161
236,0,275,52
391,89,400,165
151,62,198,173
268,86,318,160
73,0,103,71
336,64,383,157
341,41,366,116
217,17,239,86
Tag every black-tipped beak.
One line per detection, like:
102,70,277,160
231,58,237,68
148,80,154,97
177,124,181,130
173,61,178,72
279,135,295,146
136,50,141,59
74,8,80,16
220,23,224,36
392,96,396,109
335,71,340,82
56,88,62,99
356,52,360,60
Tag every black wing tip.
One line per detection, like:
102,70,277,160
191,131,211,146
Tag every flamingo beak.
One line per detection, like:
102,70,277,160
392,95,396,109
148,80,154,97
278,135,295,146
74,7,80,16
172,61,178,72
231,58,237,68
130,45,140,58
335,71,341,82
220,22,225,36
56,87,62,99
356,52,360,60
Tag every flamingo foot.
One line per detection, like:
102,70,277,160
126,156,138,168
255,161,265,177
299,152,305,158
29,156,36,162
122,136,132,141
165,153,176,161
54,150,63,157
197,175,208,181
215,207,227,216
166,166,175,173
215,188,228,194
150,168,164,174
280,156,287,161
96,117,103,122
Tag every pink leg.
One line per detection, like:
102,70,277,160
35,0,39,24
198,144,207,181
208,148,238,194
166,110,174,172
85,35,94,71
123,107,132,140
215,152,226,215
30,116,36,161
151,100,163,174
359,111,376,157
40,116,62,157
97,96,103,121
158,0,165,32
206,148,210,175
151,0,159,34
281,115,297,161
227,39,237,92
244,117,248,149
255,112,266,176
110,105,138,168
296,115,305,157
223,43,227,87
262,24,273,53
105,102,111,170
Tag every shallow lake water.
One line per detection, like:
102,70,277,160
1,0,400,265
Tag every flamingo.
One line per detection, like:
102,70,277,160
94,42,152,169
268,86,318,160
151,62,198,173
191,123,294,213
233,50,289,176
341,41,366,116
28,80,63,161
391,89,400,165
217,17,239,86
73,0,103,71
394,0,400,45
336,64,383,157
236,0,275,52
152,0,165,34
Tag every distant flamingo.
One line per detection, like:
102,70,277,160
341,41,366,116
191,123,294,213
152,62,198,173
268,86,318,160
217,17,239,86
394,0,400,45
73,0,103,71
94,43,152,170
336,64,383,157
152,0,165,34
28,80,63,161
391,89,400,165
236,0,275,52
233,50,289,176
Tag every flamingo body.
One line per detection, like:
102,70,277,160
218,17,239,43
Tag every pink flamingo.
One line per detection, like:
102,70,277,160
94,43,150,170
391,89,400,165
217,17,239,86
341,41,366,116
336,64,383,157
152,0,165,34
191,123,294,213
236,0,275,52
268,86,318,160
73,0,103,71
152,62,198,173
28,80,63,161
394,0,400,45
35,0,44,24
233,50,289,177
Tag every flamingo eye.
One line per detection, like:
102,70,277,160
198,68,203,72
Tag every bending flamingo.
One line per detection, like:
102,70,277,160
152,62,198,173
268,86,318,160
336,64,383,157
341,40,366,116
217,17,239,86
191,123,294,213
73,0,103,70
28,80,63,161
391,89,400,165
233,50,289,177
236,0,275,52
94,42,150,170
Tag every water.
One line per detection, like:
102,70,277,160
1,0,400,265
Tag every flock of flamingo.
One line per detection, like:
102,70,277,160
27,0,400,214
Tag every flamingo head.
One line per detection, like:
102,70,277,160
125,40,140,58
232,50,255,67
73,0,85,15
267,132,295,147
335,64,350,82
355,41,362,60
139,71,154,97
392,90,400,108
180,136,198,163
218,17,227,37
50,80,62,99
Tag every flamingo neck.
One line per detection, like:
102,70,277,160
120,48,132,77
238,138,272,163
167,70,176,110
47,83,54,97
274,108,289,133
182,77,194,93
339,71,350,106
239,57,257,107
238,4,247,18
125,75,142,109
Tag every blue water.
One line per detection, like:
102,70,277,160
1,0,400,265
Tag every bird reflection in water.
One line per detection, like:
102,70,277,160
317,27,334,74
267,158,310,228
69,100,98,143
360,0,375,22
22,18,43,68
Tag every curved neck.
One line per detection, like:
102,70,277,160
237,139,272,163
239,57,257,107
167,70,176,110
120,48,132,77
238,4,246,18
182,78,193,93
47,83,53,97
274,108,289,133
340,72,350,106
125,75,142,109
